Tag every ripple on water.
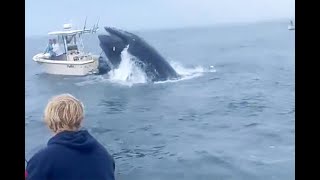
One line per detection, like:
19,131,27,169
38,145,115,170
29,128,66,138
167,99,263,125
243,122,260,128
226,93,268,116
112,145,167,161
138,125,153,131
175,151,256,179
90,127,113,134
98,99,126,114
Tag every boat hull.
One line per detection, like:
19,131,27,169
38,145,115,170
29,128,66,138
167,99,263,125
33,54,99,76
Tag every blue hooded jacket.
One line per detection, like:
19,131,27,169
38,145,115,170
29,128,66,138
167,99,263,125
26,130,115,180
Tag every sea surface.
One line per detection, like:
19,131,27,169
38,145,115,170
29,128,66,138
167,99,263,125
25,20,295,180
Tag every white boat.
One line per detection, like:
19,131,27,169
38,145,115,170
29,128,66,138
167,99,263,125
32,22,100,76
288,20,295,30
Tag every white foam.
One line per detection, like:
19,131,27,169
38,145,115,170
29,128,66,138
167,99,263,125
75,48,216,87
106,46,148,87
154,61,216,84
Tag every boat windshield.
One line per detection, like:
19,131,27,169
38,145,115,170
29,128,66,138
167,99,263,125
66,34,76,44
65,34,80,51
57,36,65,46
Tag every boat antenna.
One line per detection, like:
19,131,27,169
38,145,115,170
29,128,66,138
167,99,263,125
78,16,88,51
83,16,87,33
96,17,100,31
92,17,100,33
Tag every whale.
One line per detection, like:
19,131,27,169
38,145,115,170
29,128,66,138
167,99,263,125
97,27,179,82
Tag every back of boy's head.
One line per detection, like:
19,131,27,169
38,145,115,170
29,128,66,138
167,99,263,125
44,94,84,133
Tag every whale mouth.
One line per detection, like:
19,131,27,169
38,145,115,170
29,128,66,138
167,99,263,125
97,26,181,82
98,27,132,51
98,27,135,68
103,27,131,43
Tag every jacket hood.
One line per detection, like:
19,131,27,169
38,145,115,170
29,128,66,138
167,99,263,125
48,130,97,152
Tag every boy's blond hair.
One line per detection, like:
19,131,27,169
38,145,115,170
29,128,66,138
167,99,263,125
44,94,84,133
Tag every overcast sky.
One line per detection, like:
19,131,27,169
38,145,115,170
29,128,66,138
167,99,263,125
26,0,295,37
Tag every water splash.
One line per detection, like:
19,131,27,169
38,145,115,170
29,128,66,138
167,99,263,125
107,46,148,86
154,61,216,84
75,48,216,87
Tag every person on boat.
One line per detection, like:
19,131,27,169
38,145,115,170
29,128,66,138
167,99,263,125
52,39,64,60
25,94,116,180
43,39,54,58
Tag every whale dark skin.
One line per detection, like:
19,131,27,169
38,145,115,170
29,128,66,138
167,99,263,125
98,27,179,82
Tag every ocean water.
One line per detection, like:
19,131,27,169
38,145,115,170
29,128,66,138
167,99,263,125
25,20,295,180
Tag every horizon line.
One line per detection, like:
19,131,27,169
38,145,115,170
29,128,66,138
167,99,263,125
25,18,294,39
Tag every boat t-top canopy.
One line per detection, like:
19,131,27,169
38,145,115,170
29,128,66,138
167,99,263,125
44,22,99,59
48,29,84,36
48,22,99,36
